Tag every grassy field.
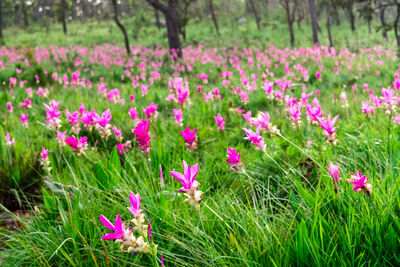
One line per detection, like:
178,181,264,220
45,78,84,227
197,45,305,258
1,17,400,266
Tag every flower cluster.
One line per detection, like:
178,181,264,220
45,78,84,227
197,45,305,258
99,192,157,256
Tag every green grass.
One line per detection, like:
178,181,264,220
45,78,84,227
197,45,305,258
1,17,400,266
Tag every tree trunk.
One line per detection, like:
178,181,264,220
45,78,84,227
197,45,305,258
308,0,318,44
61,0,67,35
14,0,19,26
0,0,2,40
154,8,161,29
327,15,333,48
209,0,220,36
110,0,131,55
394,3,400,58
145,0,182,58
248,0,261,30
165,1,182,58
22,1,28,27
346,3,355,32
379,1,388,39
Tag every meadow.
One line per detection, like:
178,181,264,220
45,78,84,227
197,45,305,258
1,18,400,266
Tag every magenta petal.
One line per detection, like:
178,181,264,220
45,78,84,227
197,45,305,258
101,233,121,240
170,171,186,184
190,164,199,184
99,214,115,230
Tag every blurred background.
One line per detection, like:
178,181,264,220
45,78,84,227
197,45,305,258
0,0,398,53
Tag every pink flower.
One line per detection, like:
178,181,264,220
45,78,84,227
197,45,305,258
318,113,339,145
170,160,203,209
327,163,340,182
5,133,15,146
57,130,67,146
393,114,400,124
213,113,226,131
242,127,266,152
226,148,242,170
127,192,142,217
132,119,152,155
20,113,29,128
116,141,132,155
173,108,183,126
41,147,49,160
315,72,321,80
180,126,198,151
20,98,32,109
44,100,62,130
113,126,123,142
99,214,127,240
94,109,112,138
6,102,13,112
346,170,372,195
143,102,158,119
361,101,375,117
306,103,323,124
141,84,149,97
65,136,88,155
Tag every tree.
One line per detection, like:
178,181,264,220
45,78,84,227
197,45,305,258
154,8,161,29
343,0,356,31
378,0,388,39
0,0,3,40
308,0,319,44
21,0,28,27
110,0,131,55
209,0,220,36
248,0,261,30
145,0,182,58
279,0,297,47
61,0,67,34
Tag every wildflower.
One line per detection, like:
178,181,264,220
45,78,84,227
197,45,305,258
173,108,183,126
66,110,81,134
170,160,203,210
306,103,323,125
180,126,198,152
361,101,375,117
128,192,148,237
251,111,279,135
340,92,349,108
318,113,339,145
328,163,340,182
43,100,62,130
20,113,29,128
116,141,132,155
81,110,96,130
57,131,67,147
381,87,396,114
213,113,226,131
5,133,15,146
40,147,51,172
65,136,88,155
242,127,266,152
94,109,112,139
346,170,372,196
226,148,242,171
393,114,400,124
6,102,13,112
287,104,302,130
160,165,164,188
113,127,123,142
128,107,140,126
20,98,32,109
143,102,158,120
132,119,152,155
